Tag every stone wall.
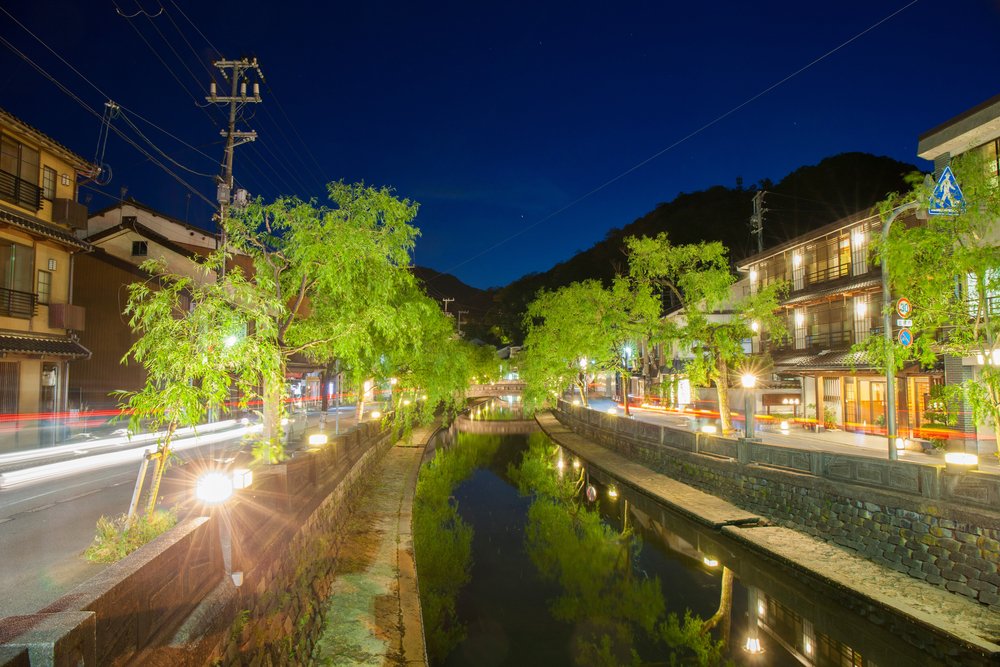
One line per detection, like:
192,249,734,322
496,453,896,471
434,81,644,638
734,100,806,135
556,401,1000,611
0,419,397,667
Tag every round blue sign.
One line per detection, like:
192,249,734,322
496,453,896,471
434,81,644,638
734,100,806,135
898,328,913,347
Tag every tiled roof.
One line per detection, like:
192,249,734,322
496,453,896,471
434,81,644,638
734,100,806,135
0,205,93,251
781,277,882,306
773,348,874,372
0,332,91,359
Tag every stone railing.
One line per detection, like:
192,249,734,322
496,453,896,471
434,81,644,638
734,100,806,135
555,400,1000,610
0,419,396,666
466,381,526,398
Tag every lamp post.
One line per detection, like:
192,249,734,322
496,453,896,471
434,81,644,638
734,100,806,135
196,469,251,587
881,201,919,461
622,345,633,416
741,373,757,440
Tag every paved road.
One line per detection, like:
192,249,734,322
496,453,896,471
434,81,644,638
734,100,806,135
0,406,365,617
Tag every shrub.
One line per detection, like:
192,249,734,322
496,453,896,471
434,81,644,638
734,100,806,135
84,510,178,563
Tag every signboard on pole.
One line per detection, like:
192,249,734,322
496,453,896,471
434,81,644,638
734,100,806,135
929,166,964,216
896,297,912,318
898,328,913,347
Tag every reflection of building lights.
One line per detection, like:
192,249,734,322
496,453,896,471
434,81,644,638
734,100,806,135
945,452,978,466
804,636,813,656
370,410,382,420
702,557,719,567
743,637,763,654
895,437,907,450
607,407,617,415
792,253,802,268
572,399,581,406
556,458,565,471
757,600,766,618
700,425,717,434
749,269,758,282
795,312,805,326
607,485,619,500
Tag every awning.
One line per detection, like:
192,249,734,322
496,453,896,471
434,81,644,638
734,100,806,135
772,348,875,373
0,205,93,251
0,332,91,359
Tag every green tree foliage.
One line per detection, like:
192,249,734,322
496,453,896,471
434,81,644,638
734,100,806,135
863,152,1000,436
226,182,422,452
118,256,278,513
413,434,502,662
520,281,621,409
626,234,786,432
509,439,728,666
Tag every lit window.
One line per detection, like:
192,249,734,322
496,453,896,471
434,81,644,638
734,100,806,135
37,270,51,305
42,166,56,200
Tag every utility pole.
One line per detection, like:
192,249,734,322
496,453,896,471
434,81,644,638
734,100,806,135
442,297,454,316
206,57,263,280
750,190,767,254
457,310,469,337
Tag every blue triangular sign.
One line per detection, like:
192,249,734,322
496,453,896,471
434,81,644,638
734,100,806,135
929,165,964,216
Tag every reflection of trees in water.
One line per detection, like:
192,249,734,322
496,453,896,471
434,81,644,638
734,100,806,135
509,439,731,666
413,434,502,662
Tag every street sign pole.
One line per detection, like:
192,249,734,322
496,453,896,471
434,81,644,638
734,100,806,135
882,202,920,461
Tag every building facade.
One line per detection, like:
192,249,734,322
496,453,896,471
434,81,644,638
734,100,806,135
0,108,93,423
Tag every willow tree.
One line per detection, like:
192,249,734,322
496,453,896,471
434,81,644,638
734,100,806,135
520,280,620,409
118,256,277,516
626,234,786,433
226,182,420,458
862,151,1000,440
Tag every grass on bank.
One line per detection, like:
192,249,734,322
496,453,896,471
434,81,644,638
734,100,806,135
84,510,178,563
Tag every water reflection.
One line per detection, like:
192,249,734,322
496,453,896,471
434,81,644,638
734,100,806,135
415,401,962,666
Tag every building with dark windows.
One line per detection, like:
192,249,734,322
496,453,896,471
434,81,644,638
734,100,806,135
0,108,93,421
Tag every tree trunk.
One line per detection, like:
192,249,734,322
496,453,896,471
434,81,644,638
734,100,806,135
716,358,732,433
576,375,588,407
262,354,285,461
144,419,177,516
356,377,367,421
623,372,631,416
701,566,734,646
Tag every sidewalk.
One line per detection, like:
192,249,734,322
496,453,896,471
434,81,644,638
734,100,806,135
583,397,1000,475
311,425,432,666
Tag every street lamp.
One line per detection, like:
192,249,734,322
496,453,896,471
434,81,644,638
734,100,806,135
741,373,757,440
881,201,920,461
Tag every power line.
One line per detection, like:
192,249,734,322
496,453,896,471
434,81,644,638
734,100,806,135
428,0,921,282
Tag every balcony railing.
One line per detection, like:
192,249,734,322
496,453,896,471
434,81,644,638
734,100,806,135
766,329,857,354
792,262,853,291
0,170,42,211
0,287,37,319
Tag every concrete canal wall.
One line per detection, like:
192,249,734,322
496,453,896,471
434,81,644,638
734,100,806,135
538,409,1000,665
0,420,398,666
554,400,1000,611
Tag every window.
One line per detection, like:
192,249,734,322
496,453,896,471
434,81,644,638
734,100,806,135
42,166,56,200
36,270,51,305
0,240,35,317
131,241,148,257
0,134,41,210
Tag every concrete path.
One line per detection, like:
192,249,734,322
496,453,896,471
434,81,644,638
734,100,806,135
585,397,1000,474
536,410,1000,658
311,426,433,667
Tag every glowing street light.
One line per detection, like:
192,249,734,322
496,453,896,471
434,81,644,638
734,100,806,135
741,373,757,440
196,471,234,505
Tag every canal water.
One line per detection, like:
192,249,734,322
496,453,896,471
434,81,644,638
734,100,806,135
413,400,936,666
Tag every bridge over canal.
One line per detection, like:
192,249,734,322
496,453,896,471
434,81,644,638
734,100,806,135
466,381,525,398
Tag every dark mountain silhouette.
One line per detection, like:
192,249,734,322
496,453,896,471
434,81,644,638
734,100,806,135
420,152,919,345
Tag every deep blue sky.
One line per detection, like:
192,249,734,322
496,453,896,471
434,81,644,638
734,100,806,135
1,1,998,289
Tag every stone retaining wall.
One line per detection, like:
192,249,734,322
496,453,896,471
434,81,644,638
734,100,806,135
0,420,397,667
556,401,1000,611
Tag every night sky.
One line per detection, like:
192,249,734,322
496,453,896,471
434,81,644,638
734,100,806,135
1,1,998,289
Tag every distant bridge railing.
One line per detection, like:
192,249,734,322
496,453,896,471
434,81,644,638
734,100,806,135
467,381,526,398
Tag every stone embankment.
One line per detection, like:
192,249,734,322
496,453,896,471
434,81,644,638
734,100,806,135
536,410,1000,665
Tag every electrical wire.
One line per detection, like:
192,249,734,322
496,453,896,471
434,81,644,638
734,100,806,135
428,0,921,283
